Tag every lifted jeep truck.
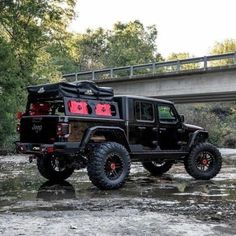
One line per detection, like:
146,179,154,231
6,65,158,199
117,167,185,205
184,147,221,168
16,81,222,190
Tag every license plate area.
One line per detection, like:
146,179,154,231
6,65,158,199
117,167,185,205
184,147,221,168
31,144,41,151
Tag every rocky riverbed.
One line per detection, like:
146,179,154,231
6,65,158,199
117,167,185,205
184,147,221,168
0,150,235,235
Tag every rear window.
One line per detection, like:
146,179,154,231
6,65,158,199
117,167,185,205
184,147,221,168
28,101,64,116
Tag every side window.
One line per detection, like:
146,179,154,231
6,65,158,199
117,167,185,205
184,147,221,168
135,101,154,122
158,105,178,123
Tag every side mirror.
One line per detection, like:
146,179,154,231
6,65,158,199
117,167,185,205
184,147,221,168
180,114,185,123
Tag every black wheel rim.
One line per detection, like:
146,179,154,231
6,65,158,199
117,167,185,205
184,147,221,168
196,151,214,172
50,156,66,172
104,153,123,180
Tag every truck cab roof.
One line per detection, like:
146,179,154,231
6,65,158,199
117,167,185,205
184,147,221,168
114,95,174,105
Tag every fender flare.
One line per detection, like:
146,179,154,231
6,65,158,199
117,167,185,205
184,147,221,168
79,126,130,152
188,130,209,148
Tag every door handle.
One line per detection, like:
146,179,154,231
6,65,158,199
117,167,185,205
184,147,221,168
138,126,146,130
152,127,158,131
159,127,167,131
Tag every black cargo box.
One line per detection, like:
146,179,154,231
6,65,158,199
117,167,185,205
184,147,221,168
27,81,114,101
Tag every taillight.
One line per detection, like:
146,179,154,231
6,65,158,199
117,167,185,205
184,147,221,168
16,112,23,133
57,123,70,137
47,146,54,153
16,123,20,133
16,111,23,120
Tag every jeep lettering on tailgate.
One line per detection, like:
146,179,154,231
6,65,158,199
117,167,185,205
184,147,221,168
32,124,42,134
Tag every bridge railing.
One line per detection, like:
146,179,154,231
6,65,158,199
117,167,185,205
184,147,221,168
63,52,236,82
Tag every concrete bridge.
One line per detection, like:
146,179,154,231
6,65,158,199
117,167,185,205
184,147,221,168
63,52,236,104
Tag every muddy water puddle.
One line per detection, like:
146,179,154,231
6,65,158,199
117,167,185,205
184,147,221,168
0,155,236,235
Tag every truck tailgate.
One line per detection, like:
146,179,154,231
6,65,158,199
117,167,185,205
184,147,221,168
20,116,59,144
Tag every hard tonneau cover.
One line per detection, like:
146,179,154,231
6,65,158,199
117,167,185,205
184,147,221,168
27,81,114,101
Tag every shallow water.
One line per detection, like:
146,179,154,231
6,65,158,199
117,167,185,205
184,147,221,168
0,155,235,235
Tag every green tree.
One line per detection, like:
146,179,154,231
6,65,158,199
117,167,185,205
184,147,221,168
167,52,199,71
70,28,108,71
69,21,160,74
210,39,236,66
46,35,80,75
0,0,77,84
105,21,158,67
167,52,191,60
211,39,236,54
0,37,22,149
0,0,77,150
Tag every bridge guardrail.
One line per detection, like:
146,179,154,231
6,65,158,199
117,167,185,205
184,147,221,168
62,52,236,82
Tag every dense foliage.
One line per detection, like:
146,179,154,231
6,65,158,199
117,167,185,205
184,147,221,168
50,20,160,72
0,1,235,151
0,0,77,150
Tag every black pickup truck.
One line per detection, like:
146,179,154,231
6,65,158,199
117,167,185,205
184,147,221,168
16,81,222,190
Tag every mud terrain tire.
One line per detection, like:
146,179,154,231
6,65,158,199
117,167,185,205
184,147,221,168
142,161,173,176
87,142,131,190
184,143,222,180
37,154,74,182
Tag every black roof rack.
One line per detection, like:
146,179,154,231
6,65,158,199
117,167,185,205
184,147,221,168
27,81,114,101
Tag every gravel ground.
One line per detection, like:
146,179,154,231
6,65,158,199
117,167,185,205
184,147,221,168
0,150,235,235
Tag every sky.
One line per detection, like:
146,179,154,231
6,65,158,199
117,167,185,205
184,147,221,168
69,0,236,58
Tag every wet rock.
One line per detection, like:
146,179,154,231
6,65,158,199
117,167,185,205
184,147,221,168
69,225,77,229
0,155,236,235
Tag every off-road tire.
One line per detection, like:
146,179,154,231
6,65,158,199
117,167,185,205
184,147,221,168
87,142,131,190
37,154,74,182
142,161,173,176
184,143,222,180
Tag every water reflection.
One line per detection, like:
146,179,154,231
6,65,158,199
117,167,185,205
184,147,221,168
125,176,224,201
37,181,76,201
0,159,235,214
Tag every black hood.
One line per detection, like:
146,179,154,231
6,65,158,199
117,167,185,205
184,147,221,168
183,123,204,131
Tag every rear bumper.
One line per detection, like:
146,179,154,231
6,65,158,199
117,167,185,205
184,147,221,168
15,142,81,155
